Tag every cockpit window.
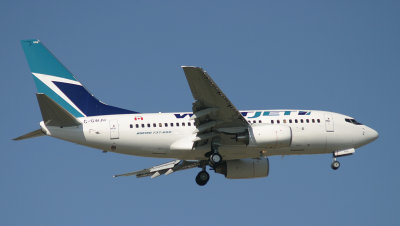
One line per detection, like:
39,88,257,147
345,118,363,125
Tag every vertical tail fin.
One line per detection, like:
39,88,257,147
21,39,138,118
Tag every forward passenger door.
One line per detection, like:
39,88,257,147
324,114,334,132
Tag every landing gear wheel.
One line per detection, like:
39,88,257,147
331,160,340,170
210,153,222,165
195,171,210,186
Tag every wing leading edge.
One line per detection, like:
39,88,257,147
181,66,249,147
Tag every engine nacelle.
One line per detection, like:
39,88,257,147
215,158,269,179
248,124,292,148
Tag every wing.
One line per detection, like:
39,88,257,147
182,66,249,146
113,160,204,179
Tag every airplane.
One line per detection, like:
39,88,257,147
14,39,379,186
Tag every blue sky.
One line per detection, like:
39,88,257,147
1,0,399,225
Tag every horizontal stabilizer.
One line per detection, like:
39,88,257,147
13,129,45,141
36,93,81,127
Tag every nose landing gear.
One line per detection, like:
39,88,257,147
331,152,341,170
330,149,355,170
331,158,340,170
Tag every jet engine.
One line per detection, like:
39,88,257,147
215,158,269,179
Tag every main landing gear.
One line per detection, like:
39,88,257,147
195,141,223,186
209,141,223,166
210,153,222,165
195,169,210,186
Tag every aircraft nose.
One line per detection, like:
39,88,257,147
364,127,379,144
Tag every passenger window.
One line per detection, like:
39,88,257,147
136,124,139,128
253,120,256,123
176,123,179,127
159,123,162,127
259,120,262,123
130,124,133,128
312,119,315,123
283,119,287,123
271,120,274,124
295,119,298,123
153,123,156,127
300,119,304,123
141,124,145,128
248,120,251,123
165,123,168,127
170,123,174,127
289,119,292,123
306,119,309,123
317,119,320,123
182,122,185,126
277,120,280,124
147,123,150,127
188,122,191,126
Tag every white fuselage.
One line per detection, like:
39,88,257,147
40,109,378,160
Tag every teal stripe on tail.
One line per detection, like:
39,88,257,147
21,39,138,117
21,40,76,81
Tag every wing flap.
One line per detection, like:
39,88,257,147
182,66,249,148
113,160,202,178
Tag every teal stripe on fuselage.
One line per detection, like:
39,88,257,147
21,40,76,81
32,75,84,117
